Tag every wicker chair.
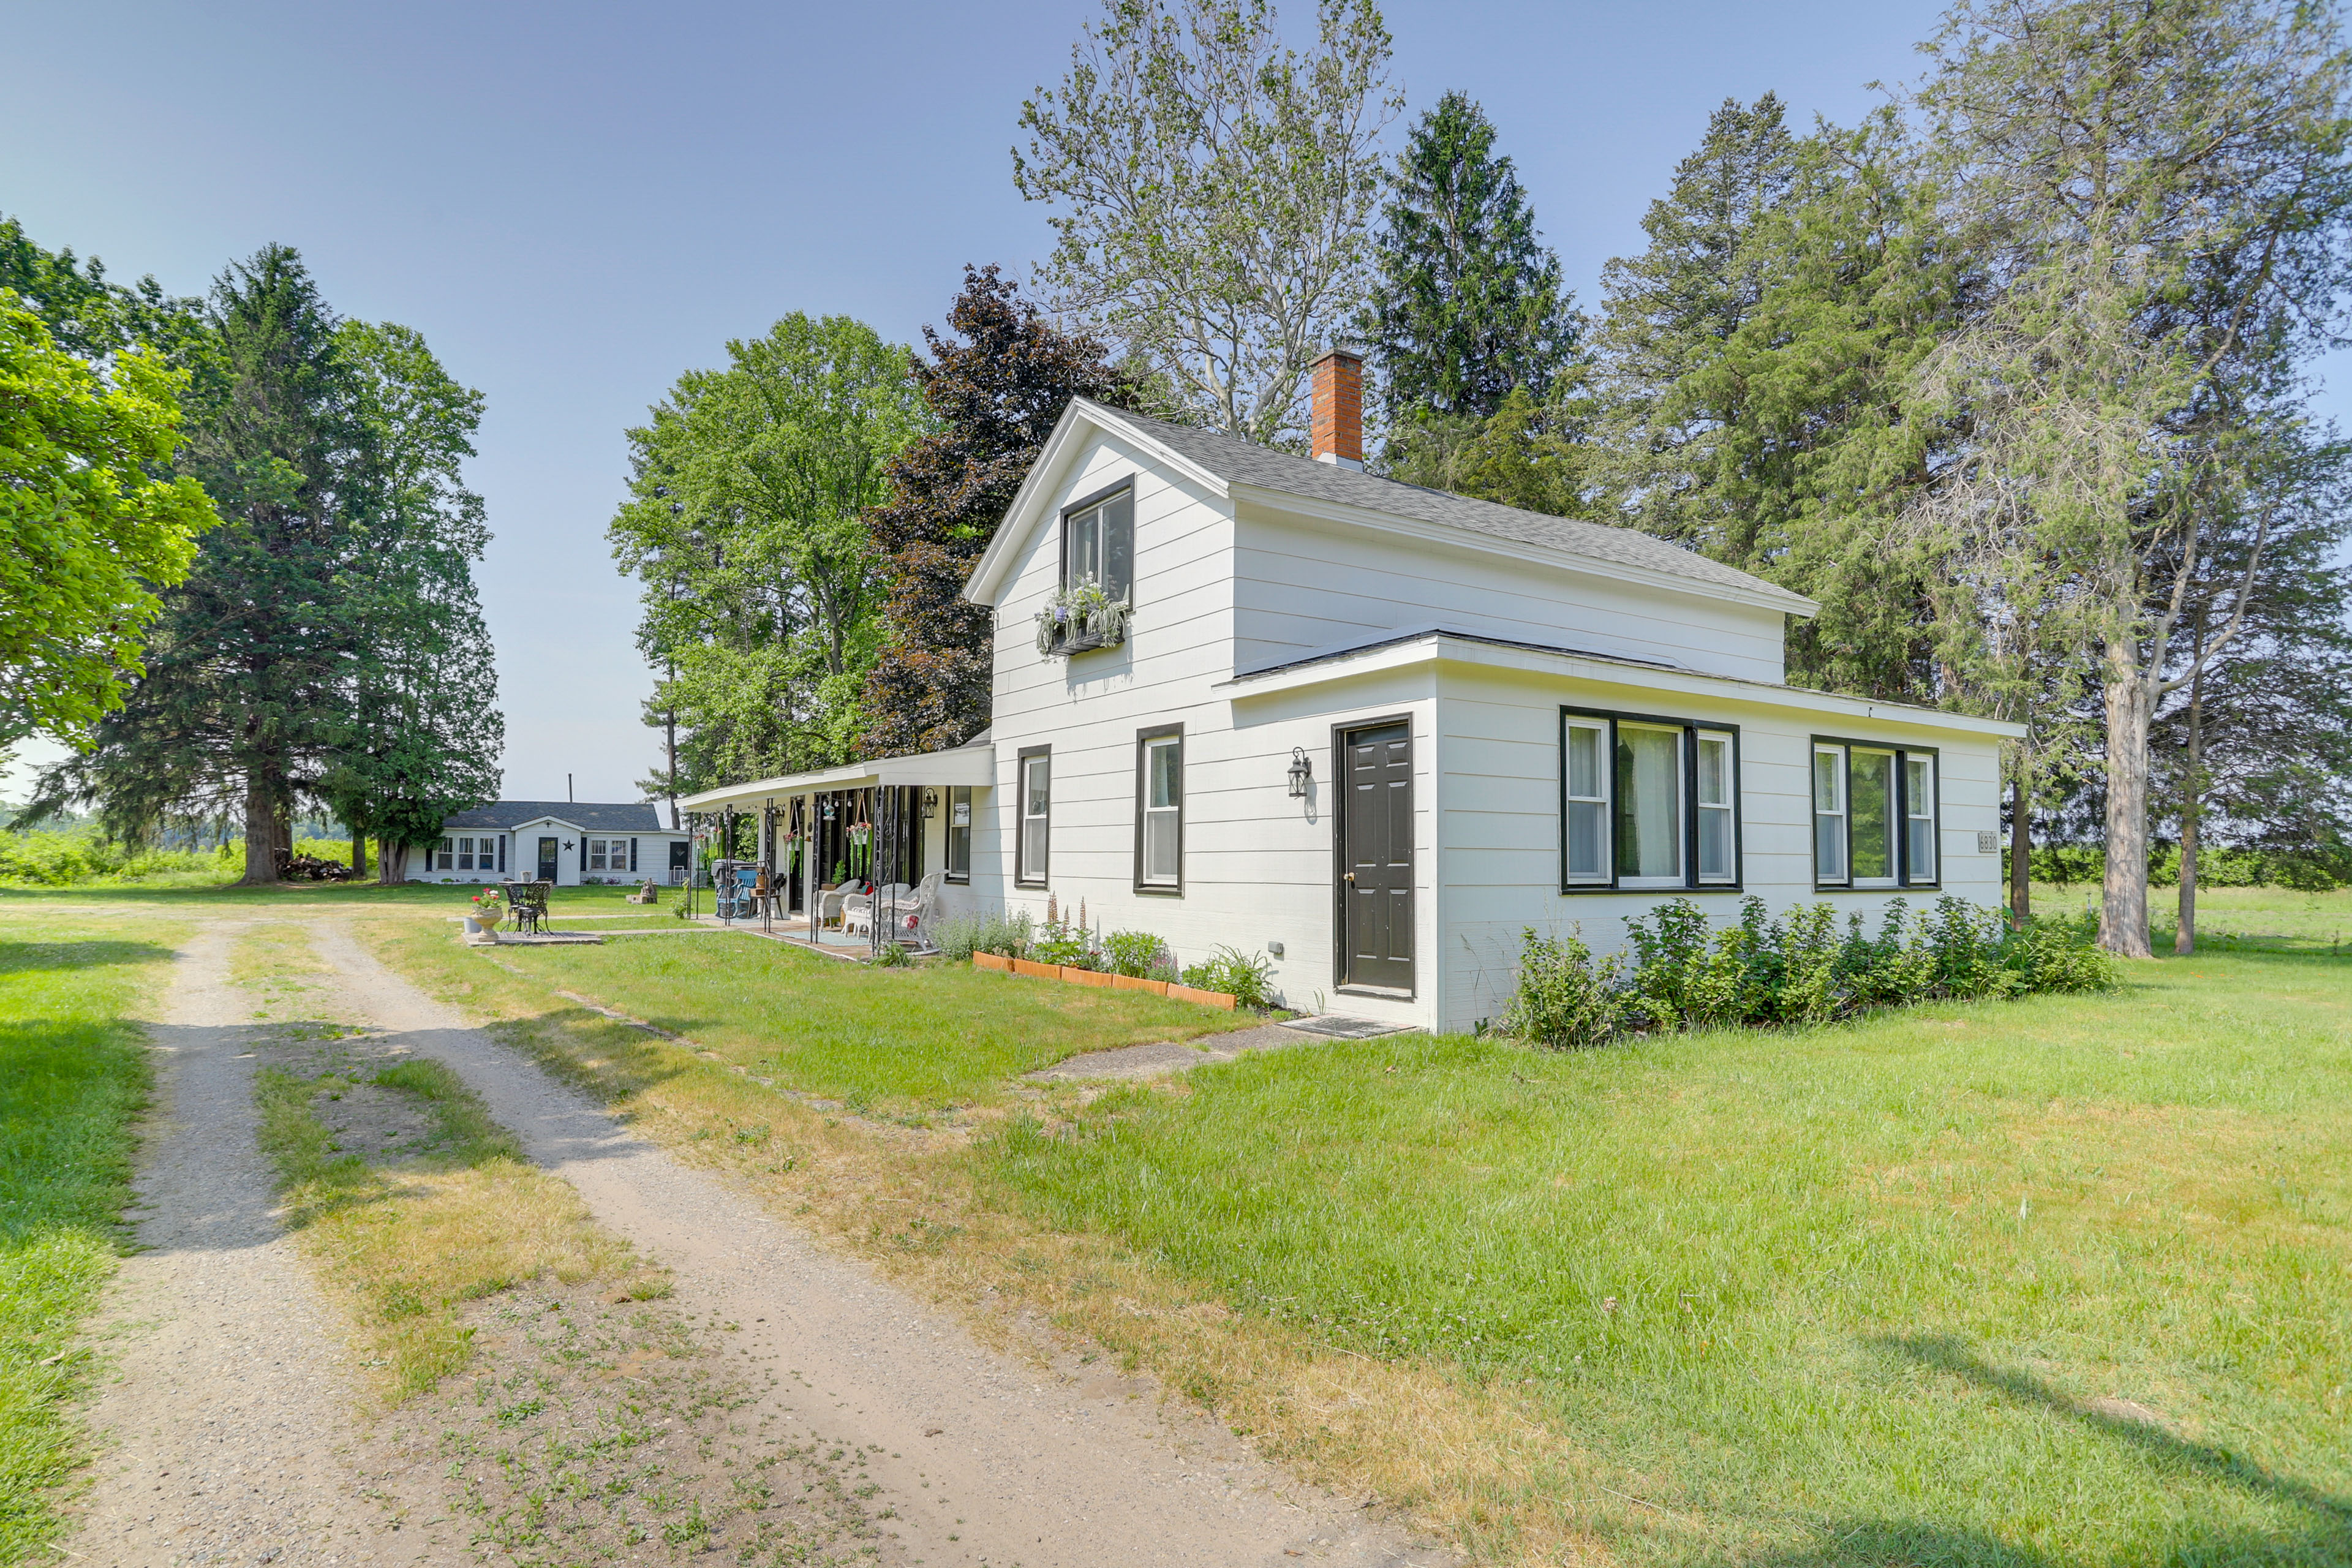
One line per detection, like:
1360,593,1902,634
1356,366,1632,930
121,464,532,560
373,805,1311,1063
841,889,875,940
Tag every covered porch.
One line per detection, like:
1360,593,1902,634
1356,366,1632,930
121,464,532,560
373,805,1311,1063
677,739,993,956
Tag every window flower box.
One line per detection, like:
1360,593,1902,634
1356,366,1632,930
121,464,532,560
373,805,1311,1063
1033,586,1131,658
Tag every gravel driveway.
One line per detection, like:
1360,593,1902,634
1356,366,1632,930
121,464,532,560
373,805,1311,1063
64,916,1453,1567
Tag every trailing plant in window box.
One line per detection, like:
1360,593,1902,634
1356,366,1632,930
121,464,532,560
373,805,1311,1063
1033,582,1132,657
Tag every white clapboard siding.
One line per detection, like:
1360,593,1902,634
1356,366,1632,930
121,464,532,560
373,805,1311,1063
1429,663,2008,1032
1232,505,1789,684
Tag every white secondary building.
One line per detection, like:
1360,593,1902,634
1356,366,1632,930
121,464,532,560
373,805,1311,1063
683,351,2021,1033
415,801,695,888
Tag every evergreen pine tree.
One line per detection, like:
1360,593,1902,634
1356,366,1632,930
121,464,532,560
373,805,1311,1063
1364,91,1581,428
34,249,503,884
1593,93,1797,540
858,267,1131,757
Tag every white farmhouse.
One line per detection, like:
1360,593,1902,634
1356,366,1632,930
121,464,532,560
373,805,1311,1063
414,801,694,888
682,351,2022,1033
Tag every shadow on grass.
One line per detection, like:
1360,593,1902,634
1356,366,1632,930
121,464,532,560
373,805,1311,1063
1881,1334,2352,1538
0,938,178,977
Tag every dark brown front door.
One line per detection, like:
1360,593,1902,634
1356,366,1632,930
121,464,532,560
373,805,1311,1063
1340,722,1414,992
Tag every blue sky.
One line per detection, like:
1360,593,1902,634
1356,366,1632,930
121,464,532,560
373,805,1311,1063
9,0,2314,805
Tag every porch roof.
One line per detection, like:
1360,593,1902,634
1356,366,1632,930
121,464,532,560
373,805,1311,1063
676,740,997,814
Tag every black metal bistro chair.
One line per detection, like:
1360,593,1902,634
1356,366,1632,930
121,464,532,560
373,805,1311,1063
503,880,552,935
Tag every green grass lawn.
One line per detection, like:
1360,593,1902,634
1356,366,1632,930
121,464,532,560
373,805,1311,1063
0,914,181,1563
989,946,2352,1567
370,920,1237,1112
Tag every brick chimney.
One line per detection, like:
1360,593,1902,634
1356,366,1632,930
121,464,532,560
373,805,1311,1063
1310,347,1364,469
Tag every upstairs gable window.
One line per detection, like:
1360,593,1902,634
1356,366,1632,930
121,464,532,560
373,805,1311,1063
1062,483,1134,601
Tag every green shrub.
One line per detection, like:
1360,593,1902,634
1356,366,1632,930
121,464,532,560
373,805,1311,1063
872,941,913,968
1102,929,1170,978
1498,927,1625,1047
1503,895,2111,1046
1179,946,1276,1008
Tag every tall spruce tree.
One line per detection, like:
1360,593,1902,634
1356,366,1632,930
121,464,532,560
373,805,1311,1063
34,247,502,884
859,266,1131,757
57,246,367,881
1365,92,1581,429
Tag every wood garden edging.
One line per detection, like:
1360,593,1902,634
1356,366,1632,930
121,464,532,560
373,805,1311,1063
970,950,1237,1009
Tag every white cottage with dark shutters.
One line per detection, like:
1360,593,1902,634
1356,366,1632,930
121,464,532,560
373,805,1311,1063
681,350,2022,1033
417,801,695,888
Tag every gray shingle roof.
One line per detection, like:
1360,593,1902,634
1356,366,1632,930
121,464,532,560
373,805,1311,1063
1081,399,1795,603
440,802,671,832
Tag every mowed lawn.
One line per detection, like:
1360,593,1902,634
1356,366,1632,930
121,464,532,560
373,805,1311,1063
0,915,181,1563
990,946,2352,1567
371,920,1237,1110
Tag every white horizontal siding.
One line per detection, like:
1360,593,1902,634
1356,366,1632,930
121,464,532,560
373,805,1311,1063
1431,664,2008,1033
1233,507,1789,684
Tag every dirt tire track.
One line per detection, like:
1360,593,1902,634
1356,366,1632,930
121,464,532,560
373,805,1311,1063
309,920,1455,1567
63,921,458,1567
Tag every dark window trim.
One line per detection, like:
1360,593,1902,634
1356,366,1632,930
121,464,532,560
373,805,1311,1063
1810,735,1942,892
1058,478,1136,595
944,785,973,884
1132,723,1185,895
1330,714,1417,1001
1016,745,1051,888
1557,705,1745,894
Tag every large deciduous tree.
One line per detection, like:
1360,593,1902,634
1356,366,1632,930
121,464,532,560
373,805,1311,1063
0,296,219,749
1015,0,1398,444
317,320,503,883
610,314,926,794
859,266,1133,758
1912,0,2352,956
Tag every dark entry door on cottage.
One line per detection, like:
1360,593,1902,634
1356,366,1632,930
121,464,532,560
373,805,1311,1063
537,837,560,883
1338,721,1414,992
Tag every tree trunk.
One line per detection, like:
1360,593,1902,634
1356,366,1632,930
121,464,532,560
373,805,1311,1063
2009,769,2032,927
349,818,368,881
240,770,280,885
2176,655,2204,957
377,837,409,885
2101,642,2154,958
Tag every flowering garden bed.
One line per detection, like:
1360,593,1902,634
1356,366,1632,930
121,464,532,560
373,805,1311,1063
971,951,1237,1009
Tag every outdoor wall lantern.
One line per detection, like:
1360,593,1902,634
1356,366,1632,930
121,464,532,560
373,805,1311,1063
921,788,939,819
1286,747,1312,798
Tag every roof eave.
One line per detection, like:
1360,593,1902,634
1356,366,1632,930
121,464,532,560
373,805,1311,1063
1217,631,2027,739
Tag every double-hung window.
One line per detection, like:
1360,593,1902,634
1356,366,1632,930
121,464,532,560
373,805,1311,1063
946,786,973,883
1135,727,1182,892
1559,708,1742,891
587,837,632,873
435,836,455,872
1062,484,1134,600
1812,739,1939,888
1017,748,1050,886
